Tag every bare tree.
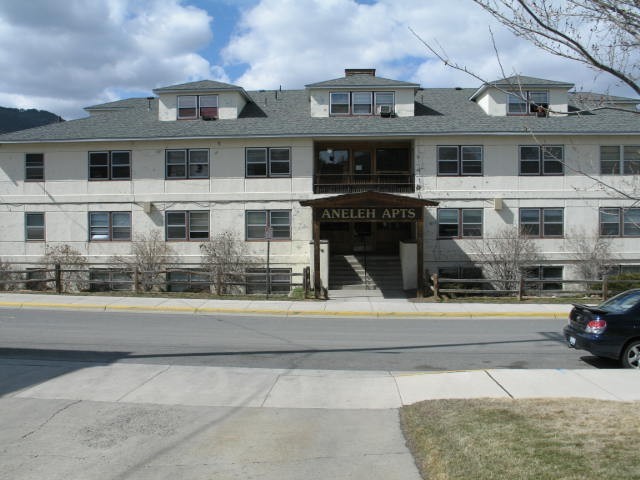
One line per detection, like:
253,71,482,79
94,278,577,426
111,231,177,292
472,1,639,95
41,244,88,292
200,231,255,295
472,225,541,290
567,227,616,281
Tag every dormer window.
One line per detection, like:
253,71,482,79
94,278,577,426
507,91,549,115
177,94,219,120
329,91,395,116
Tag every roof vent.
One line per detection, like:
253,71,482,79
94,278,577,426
345,68,376,77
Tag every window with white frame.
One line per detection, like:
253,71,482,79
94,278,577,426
519,208,563,237
89,151,131,180
25,212,45,241
245,147,291,177
600,207,640,237
245,210,291,240
89,212,131,241
330,91,394,116
600,146,640,175
25,153,44,181
507,90,549,115
165,211,209,240
519,145,563,175
177,94,218,119
437,146,483,176
165,149,209,179
437,208,483,238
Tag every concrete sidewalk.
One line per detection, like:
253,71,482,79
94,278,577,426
3,360,639,406
0,292,573,319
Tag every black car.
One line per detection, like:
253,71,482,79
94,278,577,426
564,289,640,368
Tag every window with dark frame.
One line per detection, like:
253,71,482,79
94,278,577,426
166,149,209,179
600,207,640,237
437,208,483,238
525,266,563,291
600,145,640,175
437,146,483,176
89,212,131,241
246,267,292,294
89,269,132,291
165,211,209,241
519,145,563,175
177,95,219,120
519,208,564,237
246,147,291,177
89,151,131,180
25,212,45,241
25,153,44,181
245,210,291,240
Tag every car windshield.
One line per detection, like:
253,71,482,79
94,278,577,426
599,290,640,314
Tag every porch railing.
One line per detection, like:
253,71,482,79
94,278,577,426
313,173,415,194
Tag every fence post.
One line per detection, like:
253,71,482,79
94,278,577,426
54,263,62,294
133,267,140,293
602,275,609,300
518,277,524,301
431,273,439,299
303,266,310,297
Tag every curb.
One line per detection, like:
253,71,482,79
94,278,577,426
0,300,568,319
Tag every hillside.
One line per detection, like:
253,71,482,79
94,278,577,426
0,106,63,134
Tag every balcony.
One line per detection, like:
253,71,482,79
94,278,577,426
313,173,415,194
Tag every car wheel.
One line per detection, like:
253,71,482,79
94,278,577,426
621,340,640,369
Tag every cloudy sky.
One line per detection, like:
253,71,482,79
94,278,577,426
0,0,635,119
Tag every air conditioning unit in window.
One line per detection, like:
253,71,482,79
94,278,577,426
379,105,393,117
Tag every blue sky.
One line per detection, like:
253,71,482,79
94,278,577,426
0,0,635,119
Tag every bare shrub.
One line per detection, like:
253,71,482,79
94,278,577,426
472,225,541,292
41,244,88,292
111,231,177,292
200,231,256,295
0,258,16,291
567,227,616,286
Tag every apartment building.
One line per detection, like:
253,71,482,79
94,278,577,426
0,68,638,296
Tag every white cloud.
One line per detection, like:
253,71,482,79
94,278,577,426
222,0,636,97
0,0,225,119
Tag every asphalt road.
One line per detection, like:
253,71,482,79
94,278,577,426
0,308,614,370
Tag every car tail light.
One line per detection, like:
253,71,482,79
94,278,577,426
585,318,607,334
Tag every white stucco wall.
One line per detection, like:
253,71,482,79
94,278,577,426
157,91,247,121
308,88,415,117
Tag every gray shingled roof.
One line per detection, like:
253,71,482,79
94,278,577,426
0,86,638,144
153,79,244,93
306,74,419,89
490,75,575,88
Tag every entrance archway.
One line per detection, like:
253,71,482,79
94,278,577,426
300,191,438,298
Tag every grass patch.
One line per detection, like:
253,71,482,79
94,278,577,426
400,398,640,480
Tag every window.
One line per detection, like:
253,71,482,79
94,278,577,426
177,94,218,120
89,212,131,241
437,146,483,176
351,92,372,115
165,211,209,240
600,146,640,175
374,92,394,114
519,145,563,175
600,207,640,237
507,90,549,115
25,153,44,181
246,147,291,177
437,208,483,238
246,210,291,240
25,212,45,241
330,91,394,116
525,266,563,292
519,208,564,237
246,267,292,294
89,151,131,180
166,270,209,292
166,149,209,179
89,269,132,291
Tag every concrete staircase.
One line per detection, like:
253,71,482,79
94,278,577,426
328,255,407,299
